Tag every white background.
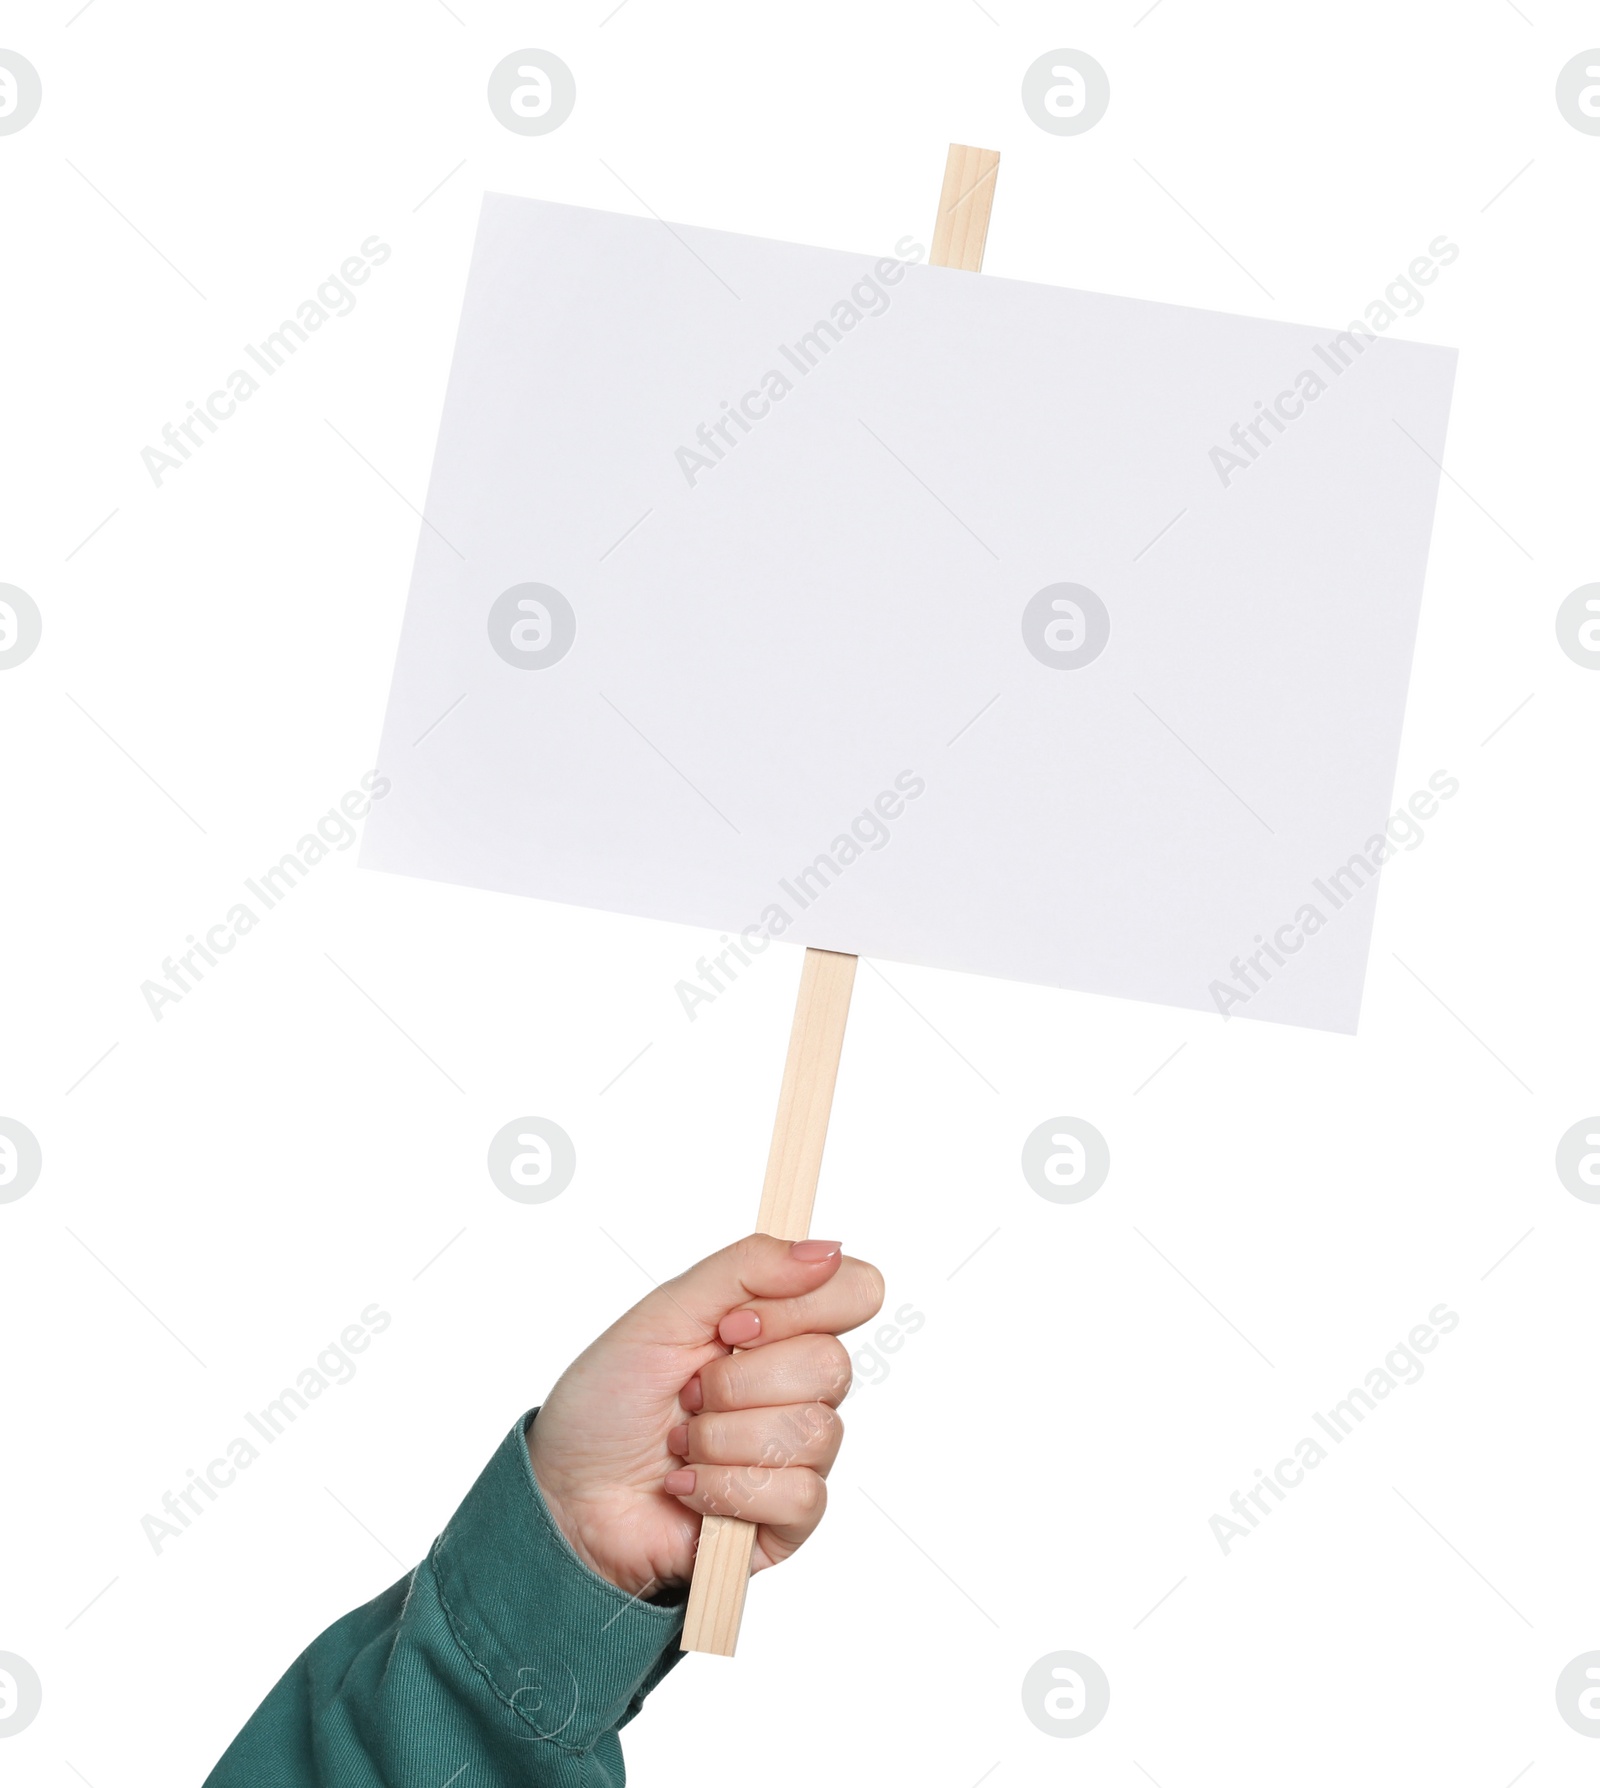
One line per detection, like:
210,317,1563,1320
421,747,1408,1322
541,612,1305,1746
1,4,1597,1785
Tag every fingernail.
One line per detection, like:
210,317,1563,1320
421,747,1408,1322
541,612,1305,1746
719,1309,762,1345
664,1469,696,1496
680,1376,703,1413
667,1423,689,1456
791,1239,841,1262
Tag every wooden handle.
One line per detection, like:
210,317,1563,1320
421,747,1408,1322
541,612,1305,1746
679,143,1001,1657
931,142,1001,274
680,946,857,1654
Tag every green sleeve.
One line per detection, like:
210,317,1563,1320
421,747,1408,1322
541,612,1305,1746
204,1412,687,1787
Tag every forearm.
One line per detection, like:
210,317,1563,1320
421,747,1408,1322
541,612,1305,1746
204,1415,686,1788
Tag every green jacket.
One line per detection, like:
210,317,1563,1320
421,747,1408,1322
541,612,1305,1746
205,1414,686,1786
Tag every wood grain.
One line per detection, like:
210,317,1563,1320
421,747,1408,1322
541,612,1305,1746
931,143,1001,274
679,950,856,1656
755,948,859,1240
680,145,1001,1656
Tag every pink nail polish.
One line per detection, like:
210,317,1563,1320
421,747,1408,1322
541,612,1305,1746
719,1309,762,1345
791,1239,841,1262
680,1376,703,1413
664,1469,696,1496
667,1423,689,1456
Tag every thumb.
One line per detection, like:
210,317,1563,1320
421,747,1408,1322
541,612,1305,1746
633,1233,843,1346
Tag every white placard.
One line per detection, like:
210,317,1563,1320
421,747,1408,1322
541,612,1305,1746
361,194,1456,1033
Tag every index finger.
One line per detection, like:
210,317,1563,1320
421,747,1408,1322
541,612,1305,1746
715,1254,885,1349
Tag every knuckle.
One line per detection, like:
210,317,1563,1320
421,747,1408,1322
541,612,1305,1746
812,1334,852,1402
733,1232,782,1284
807,1402,843,1449
702,1354,749,1409
790,1470,826,1518
770,1409,812,1466
857,1260,887,1318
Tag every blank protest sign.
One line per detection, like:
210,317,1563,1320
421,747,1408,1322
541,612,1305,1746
360,193,1456,1033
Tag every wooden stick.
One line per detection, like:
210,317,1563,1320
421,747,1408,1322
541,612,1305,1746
931,142,1001,274
679,947,856,1655
754,947,860,1238
679,144,1001,1658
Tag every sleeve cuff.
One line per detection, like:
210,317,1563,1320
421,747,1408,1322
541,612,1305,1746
428,1411,686,1753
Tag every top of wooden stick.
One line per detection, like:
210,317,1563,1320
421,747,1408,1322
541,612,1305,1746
931,144,1001,272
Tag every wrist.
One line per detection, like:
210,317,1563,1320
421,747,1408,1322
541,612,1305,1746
525,1421,652,1598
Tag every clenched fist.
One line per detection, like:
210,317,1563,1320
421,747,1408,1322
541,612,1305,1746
527,1234,885,1598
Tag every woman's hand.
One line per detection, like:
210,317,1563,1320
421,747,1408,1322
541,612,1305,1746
526,1233,884,1598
